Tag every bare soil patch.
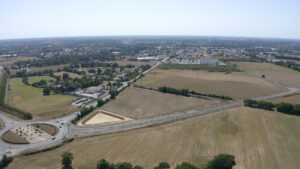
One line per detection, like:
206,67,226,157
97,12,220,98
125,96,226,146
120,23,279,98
79,110,132,126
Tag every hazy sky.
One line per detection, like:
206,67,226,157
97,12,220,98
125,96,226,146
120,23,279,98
0,0,299,40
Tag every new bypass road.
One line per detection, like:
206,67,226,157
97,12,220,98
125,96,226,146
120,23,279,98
0,86,299,157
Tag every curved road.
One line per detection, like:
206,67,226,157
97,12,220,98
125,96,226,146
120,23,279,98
0,87,299,157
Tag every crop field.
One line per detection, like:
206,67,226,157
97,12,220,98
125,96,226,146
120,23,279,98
9,107,300,169
7,76,78,119
136,69,283,99
232,62,300,88
102,86,221,119
269,94,300,104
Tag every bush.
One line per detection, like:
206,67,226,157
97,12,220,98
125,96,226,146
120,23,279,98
0,155,13,168
97,159,113,169
276,102,294,114
154,162,170,169
205,154,236,169
175,162,198,169
61,152,73,168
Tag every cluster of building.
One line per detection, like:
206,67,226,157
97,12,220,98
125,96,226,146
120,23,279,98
170,57,225,65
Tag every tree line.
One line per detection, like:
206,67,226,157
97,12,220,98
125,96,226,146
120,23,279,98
244,99,300,115
152,86,232,100
60,151,236,169
273,60,300,72
159,63,241,73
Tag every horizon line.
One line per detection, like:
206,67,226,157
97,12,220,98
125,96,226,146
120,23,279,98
1,35,300,42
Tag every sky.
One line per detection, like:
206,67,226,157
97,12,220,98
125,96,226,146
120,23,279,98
0,0,300,40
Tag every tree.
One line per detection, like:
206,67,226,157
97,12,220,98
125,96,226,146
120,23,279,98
109,90,119,99
0,155,13,168
116,162,133,169
276,102,294,114
133,165,143,169
205,154,236,169
154,162,170,169
175,162,198,169
293,104,300,114
63,73,70,80
97,99,105,107
97,68,102,75
22,75,29,85
97,159,112,169
61,152,73,168
43,87,51,95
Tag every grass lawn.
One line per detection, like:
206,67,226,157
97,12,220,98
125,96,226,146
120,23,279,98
32,124,58,136
8,76,78,119
136,69,283,99
0,56,38,66
0,119,3,130
102,86,221,119
2,131,27,144
28,76,54,84
54,71,82,79
10,107,300,169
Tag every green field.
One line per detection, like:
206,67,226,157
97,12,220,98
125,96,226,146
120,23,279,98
7,76,78,119
9,107,300,169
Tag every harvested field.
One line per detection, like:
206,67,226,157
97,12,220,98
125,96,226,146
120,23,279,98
54,71,82,79
102,86,221,119
2,131,28,144
8,77,78,119
10,107,300,169
136,69,283,99
232,62,300,88
80,110,132,126
269,93,300,104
